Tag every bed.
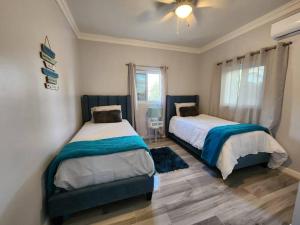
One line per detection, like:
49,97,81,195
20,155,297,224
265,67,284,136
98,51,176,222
46,95,155,225
166,95,288,179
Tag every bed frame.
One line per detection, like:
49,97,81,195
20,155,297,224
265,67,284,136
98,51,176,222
165,95,270,172
47,95,154,225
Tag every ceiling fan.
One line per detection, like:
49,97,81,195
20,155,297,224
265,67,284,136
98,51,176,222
155,0,218,21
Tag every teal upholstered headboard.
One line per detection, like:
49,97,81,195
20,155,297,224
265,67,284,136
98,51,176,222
165,95,199,135
81,95,132,124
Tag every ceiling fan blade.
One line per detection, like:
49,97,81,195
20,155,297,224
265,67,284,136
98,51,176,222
160,11,175,23
155,1,176,10
155,2,177,17
138,1,176,22
155,0,176,4
192,0,199,6
195,0,220,8
138,2,176,23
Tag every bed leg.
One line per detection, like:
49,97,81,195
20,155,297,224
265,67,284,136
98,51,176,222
146,192,153,201
50,216,64,225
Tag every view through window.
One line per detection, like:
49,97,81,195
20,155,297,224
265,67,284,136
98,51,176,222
136,70,161,103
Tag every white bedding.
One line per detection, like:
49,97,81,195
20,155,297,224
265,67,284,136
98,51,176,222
54,120,155,190
169,114,288,179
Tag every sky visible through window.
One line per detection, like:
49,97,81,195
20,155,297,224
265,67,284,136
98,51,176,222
136,71,161,102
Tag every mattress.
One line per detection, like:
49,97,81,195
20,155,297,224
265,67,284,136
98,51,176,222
54,120,155,190
169,114,238,149
169,114,288,179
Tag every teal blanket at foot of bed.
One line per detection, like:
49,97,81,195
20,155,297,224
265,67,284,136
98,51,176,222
46,135,149,197
201,124,269,167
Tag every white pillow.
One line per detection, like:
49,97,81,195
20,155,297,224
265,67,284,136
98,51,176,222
91,105,122,121
175,102,196,116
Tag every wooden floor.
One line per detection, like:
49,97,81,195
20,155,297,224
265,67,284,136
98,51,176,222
65,138,298,225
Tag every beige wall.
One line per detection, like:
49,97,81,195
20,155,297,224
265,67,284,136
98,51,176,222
78,40,199,96
197,23,300,172
0,0,81,225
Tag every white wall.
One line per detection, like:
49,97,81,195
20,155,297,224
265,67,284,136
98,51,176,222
78,40,199,96
197,22,300,172
0,1,81,225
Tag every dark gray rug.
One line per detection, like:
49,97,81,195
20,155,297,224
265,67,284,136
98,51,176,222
150,147,189,173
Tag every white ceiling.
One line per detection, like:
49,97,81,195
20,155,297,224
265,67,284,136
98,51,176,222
66,0,292,48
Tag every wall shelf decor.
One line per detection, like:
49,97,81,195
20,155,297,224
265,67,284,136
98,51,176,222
45,83,59,90
43,61,55,70
41,68,59,78
46,76,57,85
40,36,59,90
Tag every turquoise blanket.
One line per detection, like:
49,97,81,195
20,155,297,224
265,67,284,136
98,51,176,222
201,124,269,166
46,135,149,197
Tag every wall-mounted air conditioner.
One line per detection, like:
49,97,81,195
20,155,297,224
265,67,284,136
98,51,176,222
271,12,300,40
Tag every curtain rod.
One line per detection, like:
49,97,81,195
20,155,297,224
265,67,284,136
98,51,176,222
125,63,168,69
216,42,292,66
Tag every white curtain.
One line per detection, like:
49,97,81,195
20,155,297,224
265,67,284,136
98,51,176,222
209,43,289,131
128,64,168,138
160,66,168,137
219,52,265,123
259,44,289,130
128,63,137,128
209,65,222,116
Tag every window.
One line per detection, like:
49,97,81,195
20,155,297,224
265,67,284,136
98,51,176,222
136,70,161,102
220,65,265,107
136,73,147,101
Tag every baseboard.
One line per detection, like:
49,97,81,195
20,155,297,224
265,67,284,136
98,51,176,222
279,166,300,180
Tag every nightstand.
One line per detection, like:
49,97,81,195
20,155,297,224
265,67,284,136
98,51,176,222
148,119,163,142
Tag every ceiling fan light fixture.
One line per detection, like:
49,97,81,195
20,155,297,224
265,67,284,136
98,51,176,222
175,4,193,19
